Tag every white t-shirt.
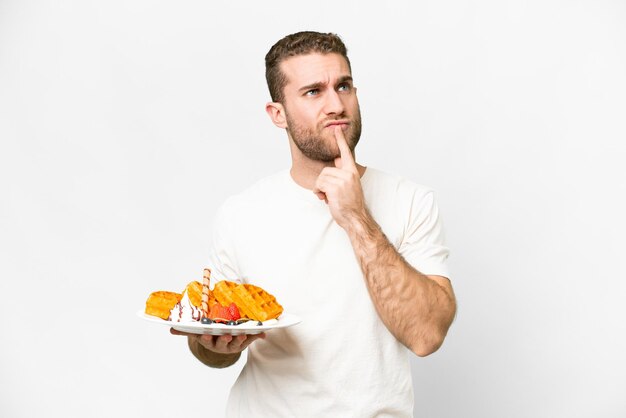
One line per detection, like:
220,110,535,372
207,168,450,418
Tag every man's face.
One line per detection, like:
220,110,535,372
279,53,362,162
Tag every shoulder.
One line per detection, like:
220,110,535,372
363,168,444,247
363,167,435,202
218,170,289,215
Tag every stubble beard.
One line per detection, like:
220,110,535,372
286,108,362,163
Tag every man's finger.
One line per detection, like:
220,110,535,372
214,334,234,351
240,333,266,350
170,328,194,337
315,191,327,202
334,125,356,171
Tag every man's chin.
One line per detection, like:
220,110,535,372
290,129,357,162
304,151,339,163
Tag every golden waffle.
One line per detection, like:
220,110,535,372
184,281,203,308
145,291,182,320
212,280,239,311
213,280,283,321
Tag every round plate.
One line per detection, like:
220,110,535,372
137,311,301,335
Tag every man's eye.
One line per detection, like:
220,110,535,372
305,89,319,96
338,83,351,92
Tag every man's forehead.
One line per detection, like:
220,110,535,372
280,53,351,86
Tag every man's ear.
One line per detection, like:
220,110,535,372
265,102,288,129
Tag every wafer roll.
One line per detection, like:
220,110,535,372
202,268,211,317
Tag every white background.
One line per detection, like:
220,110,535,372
1,1,625,417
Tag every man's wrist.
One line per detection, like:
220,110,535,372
343,208,379,241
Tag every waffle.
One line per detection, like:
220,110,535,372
145,291,182,320
213,280,283,322
184,281,203,307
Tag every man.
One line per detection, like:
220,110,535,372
171,31,456,417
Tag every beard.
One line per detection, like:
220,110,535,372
285,108,362,163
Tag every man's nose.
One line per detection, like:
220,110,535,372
323,90,345,116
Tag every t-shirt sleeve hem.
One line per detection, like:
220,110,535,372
410,262,451,280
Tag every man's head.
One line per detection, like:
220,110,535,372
265,32,362,163
265,31,351,103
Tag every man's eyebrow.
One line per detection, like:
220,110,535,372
299,81,325,93
298,75,354,92
337,75,353,85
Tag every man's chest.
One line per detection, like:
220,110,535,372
228,203,371,314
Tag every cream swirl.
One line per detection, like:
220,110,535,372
168,292,202,322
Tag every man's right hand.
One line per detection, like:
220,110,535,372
170,328,266,368
170,328,266,354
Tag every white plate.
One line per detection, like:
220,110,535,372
137,311,302,335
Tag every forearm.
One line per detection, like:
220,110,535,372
188,337,241,368
345,210,456,356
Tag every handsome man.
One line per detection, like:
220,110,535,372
172,31,456,417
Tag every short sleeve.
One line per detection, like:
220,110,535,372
398,189,451,279
206,199,241,284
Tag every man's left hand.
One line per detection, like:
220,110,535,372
313,126,367,230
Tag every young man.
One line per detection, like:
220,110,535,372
172,31,456,417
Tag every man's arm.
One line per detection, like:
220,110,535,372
343,211,456,356
170,329,266,368
313,126,456,356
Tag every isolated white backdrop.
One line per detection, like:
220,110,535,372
1,1,625,417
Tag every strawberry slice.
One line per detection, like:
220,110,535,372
217,305,231,320
228,302,241,321
209,303,221,319
207,302,240,322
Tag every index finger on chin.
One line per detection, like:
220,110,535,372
334,126,356,170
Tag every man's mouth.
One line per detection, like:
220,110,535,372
324,120,350,128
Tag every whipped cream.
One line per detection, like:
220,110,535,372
168,292,202,322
